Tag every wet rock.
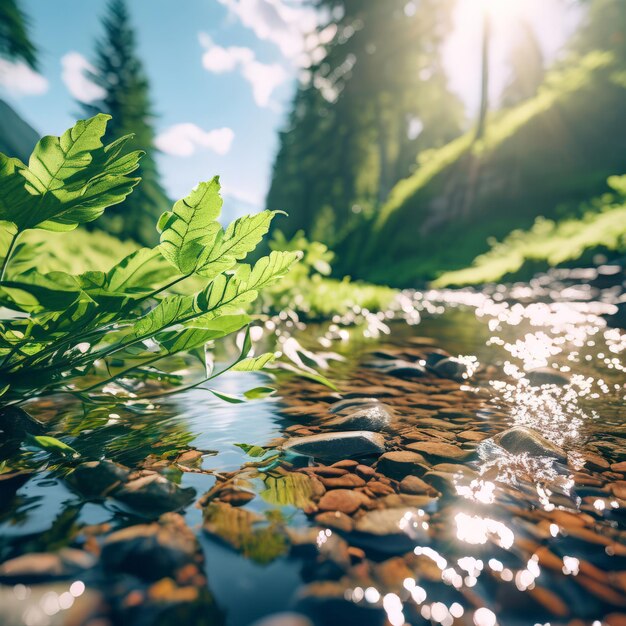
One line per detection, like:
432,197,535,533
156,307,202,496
611,461,626,473
430,357,469,381
610,481,626,500
526,367,570,386
283,431,386,462
491,426,567,461
328,397,381,414
377,450,428,480
323,404,394,432
0,548,95,583
314,511,355,532
250,612,314,626
113,473,196,515
352,508,429,554
66,460,130,498
319,473,366,489
317,489,370,515
399,475,435,495
405,441,471,461
425,351,451,369
458,430,490,442
367,359,426,379
102,513,201,581
355,464,376,479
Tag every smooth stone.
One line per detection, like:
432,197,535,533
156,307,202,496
113,473,196,515
405,441,471,461
66,460,130,498
425,351,451,369
526,367,570,386
317,489,370,514
101,513,200,581
399,475,434,495
282,431,386,462
0,549,95,583
352,508,429,554
314,511,355,532
377,451,428,480
324,404,393,432
366,359,426,379
320,474,366,489
491,426,567,461
328,398,381,414
431,357,469,381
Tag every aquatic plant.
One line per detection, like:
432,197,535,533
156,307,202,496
0,114,300,407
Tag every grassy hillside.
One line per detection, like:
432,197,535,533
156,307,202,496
434,177,626,286
335,52,626,286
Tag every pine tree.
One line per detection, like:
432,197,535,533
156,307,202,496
82,0,169,245
266,0,463,246
0,0,37,69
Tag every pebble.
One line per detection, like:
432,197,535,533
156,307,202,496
283,431,386,461
526,367,570,386
66,460,130,498
0,549,95,583
314,511,355,532
405,441,470,461
353,508,429,553
399,475,434,495
376,450,428,480
317,489,370,514
319,474,366,489
430,357,469,381
323,404,394,432
113,473,196,515
490,425,567,461
249,612,314,626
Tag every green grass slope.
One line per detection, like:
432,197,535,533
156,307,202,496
338,52,626,286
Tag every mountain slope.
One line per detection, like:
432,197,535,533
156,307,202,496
334,52,626,286
0,99,39,162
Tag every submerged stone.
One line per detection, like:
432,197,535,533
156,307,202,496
352,508,430,554
366,359,426,379
323,404,394,432
102,513,200,581
0,548,95,584
376,451,428,480
317,489,370,514
430,357,469,381
526,368,570,386
66,460,130,498
113,473,196,515
491,425,567,461
328,397,382,414
283,431,386,462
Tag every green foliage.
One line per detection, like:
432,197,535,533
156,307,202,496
81,0,170,245
337,51,626,285
435,176,626,286
266,0,463,247
0,115,300,408
264,230,396,319
0,0,37,69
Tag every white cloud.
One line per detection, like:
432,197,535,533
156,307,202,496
0,59,48,96
217,0,317,58
61,52,106,103
155,123,234,157
199,34,287,107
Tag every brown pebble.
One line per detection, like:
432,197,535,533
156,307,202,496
377,450,428,480
348,546,366,561
406,441,470,460
320,474,367,489
331,460,359,469
457,431,489,442
314,511,354,532
356,464,376,478
610,481,626,500
611,461,626,473
367,481,396,496
306,466,348,477
399,475,433,495
318,489,370,514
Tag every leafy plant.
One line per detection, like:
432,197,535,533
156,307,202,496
0,114,300,408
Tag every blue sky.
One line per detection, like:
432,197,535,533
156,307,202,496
1,0,578,219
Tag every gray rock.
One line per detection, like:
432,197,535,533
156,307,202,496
283,431,386,462
491,426,567,461
352,508,429,554
0,548,95,584
328,397,381,414
366,359,426,379
431,357,469,381
113,473,196,515
324,404,394,432
526,368,570,386
102,513,200,581
66,460,130,498
425,351,450,369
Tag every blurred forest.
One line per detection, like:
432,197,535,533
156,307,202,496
2,0,626,287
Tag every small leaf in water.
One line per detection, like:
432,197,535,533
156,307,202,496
243,386,276,400
208,389,246,403
234,443,269,457
27,434,79,458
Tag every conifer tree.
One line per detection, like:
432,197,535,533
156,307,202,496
0,0,37,68
82,0,169,245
